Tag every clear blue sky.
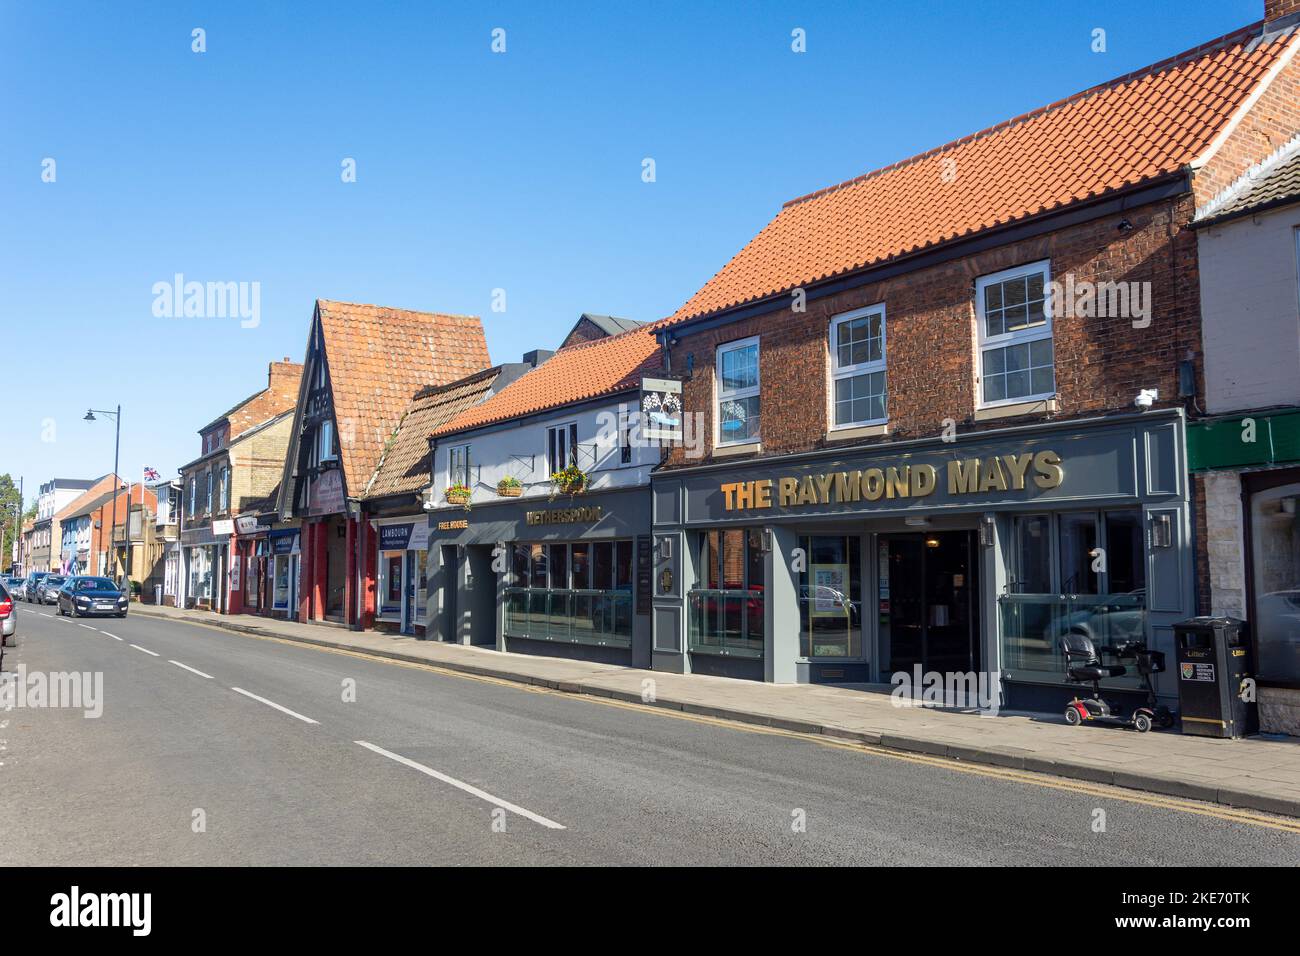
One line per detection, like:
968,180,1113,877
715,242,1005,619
0,0,1263,502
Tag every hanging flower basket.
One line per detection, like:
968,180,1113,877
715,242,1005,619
549,465,589,497
444,484,472,509
497,477,523,498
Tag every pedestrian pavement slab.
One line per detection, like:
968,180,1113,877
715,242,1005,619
125,602,1300,819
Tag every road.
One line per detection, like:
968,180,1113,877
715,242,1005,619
2,605,1298,866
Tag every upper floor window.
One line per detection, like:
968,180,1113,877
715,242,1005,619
716,336,760,445
318,420,337,463
448,444,471,488
219,466,230,512
204,471,213,514
976,260,1054,407
830,305,886,428
548,423,578,474
620,407,632,464
187,476,196,518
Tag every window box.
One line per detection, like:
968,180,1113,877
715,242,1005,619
496,477,523,498
444,485,471,508
550,465,589,497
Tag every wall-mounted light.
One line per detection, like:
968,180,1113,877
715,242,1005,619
761,528,773,553
1150,513,1173,548
904,516,931,528
978,513,996,548
658,536,673,560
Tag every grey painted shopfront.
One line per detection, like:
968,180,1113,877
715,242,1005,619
424,485,654,667
650,409,1195,711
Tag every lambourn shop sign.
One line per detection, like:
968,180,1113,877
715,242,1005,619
721,450,1064,512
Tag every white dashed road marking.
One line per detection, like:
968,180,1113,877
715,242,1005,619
100,631,122,641
230,688,318,724
354,740,566,830
129,644,160,657
168,660,213,679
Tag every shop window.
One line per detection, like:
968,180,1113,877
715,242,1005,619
799,535,862,658
1248,480,1300,684
1002,510,1147,686
502,538,634,648
716,337,760,445
547,423,578,474
689,527,765,657
830,305,887,428
976,261,1054,407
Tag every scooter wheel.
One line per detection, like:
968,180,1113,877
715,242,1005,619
1064,705,1082,726
1159,713,1175,729
1134,713,1153,733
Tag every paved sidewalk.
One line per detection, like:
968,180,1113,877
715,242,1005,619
128,602,1300,818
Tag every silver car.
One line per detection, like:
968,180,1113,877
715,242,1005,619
0,581,16,647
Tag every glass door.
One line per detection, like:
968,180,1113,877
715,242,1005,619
881,532,977,676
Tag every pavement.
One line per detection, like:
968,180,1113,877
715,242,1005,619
3,603,1299,865
106,600,1300,820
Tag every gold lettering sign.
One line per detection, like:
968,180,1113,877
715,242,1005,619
437,519,469,531
525,506,604,525
721,451,1062,511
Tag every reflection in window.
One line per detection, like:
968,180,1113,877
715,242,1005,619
798,535,862,658
1250,482,1300,683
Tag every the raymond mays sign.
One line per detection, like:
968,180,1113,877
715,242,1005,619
721,450,1063,512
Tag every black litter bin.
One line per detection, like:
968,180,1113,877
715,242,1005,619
1172,617,1258,738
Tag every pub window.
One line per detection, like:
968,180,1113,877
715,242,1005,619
1003,509,1148,686
503,539,634,648
976,260,1054,407
448,444,471,489
829,305,886,428
619,407,632,464
716,337,760,445
798,535,862,658
547,423,578,474
688,528,766,657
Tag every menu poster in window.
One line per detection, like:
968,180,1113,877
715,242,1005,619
812,564,847,617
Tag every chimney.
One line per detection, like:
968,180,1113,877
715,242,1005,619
522,349,554,368
267,358,304,404
1266,0,1300,25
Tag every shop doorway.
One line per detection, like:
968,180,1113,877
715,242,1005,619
439,545,458,643
880,531,978,676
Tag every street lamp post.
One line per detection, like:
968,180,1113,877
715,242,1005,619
85,406,122,583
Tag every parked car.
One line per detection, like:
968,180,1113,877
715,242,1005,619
57,576,129,619
36,574,68,604
1256,589,1300,680
0,580,16,647
21,571,49,602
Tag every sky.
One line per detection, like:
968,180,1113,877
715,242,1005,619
0,0,1266,505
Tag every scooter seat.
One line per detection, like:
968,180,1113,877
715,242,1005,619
1068,664,1126,681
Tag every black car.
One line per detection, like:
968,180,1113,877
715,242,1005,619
57,576,129,618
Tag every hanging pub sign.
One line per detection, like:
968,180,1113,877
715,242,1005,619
640,375,683,442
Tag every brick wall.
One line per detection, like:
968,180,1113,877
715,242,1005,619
230,414,293,513
229,359,302,439
1192,40,1300,210
665,194,1201,466
1267,0,1300,23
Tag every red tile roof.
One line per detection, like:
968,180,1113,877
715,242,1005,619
316,299,491,492
670,22,1299,324
431,327,662,436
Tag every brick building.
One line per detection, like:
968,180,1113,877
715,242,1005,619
178,358,302,612
643,4,1300,712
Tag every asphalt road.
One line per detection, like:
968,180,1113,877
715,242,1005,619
2,604,1297,866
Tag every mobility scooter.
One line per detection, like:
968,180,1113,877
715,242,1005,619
1061,632,1174,732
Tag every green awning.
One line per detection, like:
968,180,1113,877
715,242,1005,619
1187,409,1300,471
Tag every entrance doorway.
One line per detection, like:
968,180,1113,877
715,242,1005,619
880,531,978,676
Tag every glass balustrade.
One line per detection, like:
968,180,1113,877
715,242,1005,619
686,589,765,658
999,591,1147,688
503,587,632,648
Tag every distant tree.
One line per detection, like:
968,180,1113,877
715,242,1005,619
0,474,23,568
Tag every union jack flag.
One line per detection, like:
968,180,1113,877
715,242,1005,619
143,466,160,482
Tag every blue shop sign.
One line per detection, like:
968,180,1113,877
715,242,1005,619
379,523,414,550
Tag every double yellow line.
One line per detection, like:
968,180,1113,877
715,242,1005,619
181,618,1300,835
